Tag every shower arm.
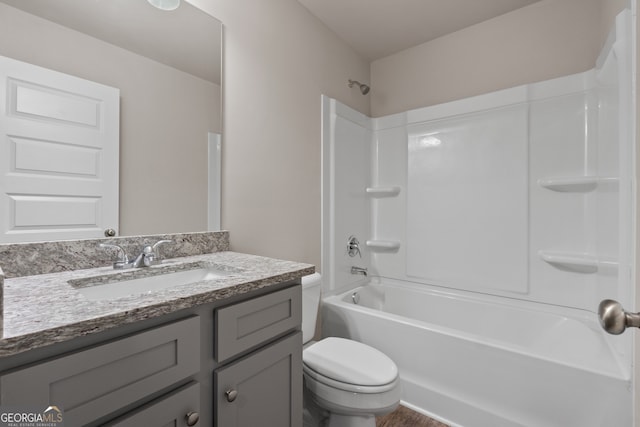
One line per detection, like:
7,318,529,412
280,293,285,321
597,299,640,334
348,79,370,95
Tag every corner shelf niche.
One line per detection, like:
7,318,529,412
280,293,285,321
365,240,401,252
365,186,401,197
538,250,618,274
537,176,618,192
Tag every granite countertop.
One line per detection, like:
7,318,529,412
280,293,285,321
0,251,315,357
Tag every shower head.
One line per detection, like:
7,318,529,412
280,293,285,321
348,79,370,95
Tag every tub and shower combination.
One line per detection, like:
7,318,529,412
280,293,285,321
320,10,634,427
322,279,629,426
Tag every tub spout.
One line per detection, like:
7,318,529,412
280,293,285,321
351,266,368,276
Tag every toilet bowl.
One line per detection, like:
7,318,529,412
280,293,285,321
301,273,401,427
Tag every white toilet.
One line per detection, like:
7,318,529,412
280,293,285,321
301,273,401,427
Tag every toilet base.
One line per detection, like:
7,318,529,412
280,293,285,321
327,413,376,427
303,388,329,427
303,387,388,427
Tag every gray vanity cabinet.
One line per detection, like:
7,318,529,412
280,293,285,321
0,316,200,426
215,285,301,363
214,285,303,427
215,332,302,427
0,282,303,427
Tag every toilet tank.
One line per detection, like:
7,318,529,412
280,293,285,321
301,273,322,344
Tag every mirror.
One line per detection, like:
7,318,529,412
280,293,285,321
0,0,222,241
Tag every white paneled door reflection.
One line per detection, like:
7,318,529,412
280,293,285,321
0,55,119,242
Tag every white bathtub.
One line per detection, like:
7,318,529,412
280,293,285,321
321,279,631,427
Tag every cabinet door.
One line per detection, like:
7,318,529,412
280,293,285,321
215,332,302,427
105,382,200,427
0,317,200,426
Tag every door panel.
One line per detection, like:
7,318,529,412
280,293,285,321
0,55,119,242
215,332,302,427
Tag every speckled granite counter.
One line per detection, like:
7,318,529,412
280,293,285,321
0,247,314,358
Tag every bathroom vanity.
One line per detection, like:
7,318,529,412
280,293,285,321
0,231,313,426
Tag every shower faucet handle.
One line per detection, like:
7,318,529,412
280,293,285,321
347,236,361,257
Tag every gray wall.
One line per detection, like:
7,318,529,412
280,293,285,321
189,0,371,270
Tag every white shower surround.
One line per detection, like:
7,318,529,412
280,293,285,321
320,9,635,426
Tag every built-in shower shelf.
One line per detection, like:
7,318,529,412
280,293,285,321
538,250,618,274
365,186,401,197
365,240,401,252
537,176,618,192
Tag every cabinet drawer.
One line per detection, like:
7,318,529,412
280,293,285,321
105,382,200,427
215,285,301,363
0,316,200,426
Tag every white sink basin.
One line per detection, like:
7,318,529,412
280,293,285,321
74,266,230,301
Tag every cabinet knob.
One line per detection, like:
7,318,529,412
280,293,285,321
185,411,200,426
225,389,238,402
104,228,117,237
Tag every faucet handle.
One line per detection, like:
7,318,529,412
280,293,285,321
99,243,131,269
347,236,361,258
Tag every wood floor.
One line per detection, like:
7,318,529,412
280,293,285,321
376,405,449,427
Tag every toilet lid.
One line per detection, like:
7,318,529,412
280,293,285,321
303,337,398,386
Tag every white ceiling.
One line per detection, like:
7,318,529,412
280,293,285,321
297,0,543,61
0,0,222,84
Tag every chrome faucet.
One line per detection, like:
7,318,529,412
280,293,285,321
131,240,172,268
100,240,172,269
351,266,368,276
